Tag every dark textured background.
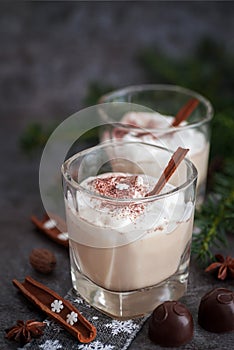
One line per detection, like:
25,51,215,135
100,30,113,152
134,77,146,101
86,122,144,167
1,2,234,349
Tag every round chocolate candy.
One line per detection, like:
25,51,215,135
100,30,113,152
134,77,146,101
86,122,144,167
198,287,234,333
148,301,194,347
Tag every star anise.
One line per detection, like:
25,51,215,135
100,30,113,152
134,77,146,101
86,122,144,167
205,254,234,280
5,319,45,345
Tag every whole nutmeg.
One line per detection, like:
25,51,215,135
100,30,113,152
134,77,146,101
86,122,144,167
29,249,56,274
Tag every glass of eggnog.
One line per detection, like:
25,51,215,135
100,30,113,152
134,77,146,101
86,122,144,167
100,84,213,207
61,140,197,319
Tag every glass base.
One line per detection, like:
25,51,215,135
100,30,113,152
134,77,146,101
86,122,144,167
71,268,188,320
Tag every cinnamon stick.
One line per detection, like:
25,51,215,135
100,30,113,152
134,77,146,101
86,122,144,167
145,147,189,197
134,98,198,136
172,98,199,127
31,214,69,248
13,276,96,343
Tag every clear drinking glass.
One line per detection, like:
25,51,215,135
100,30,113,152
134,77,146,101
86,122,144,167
62,140,197,319
100,84,213,206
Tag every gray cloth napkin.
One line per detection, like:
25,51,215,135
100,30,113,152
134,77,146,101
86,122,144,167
18,289,148,350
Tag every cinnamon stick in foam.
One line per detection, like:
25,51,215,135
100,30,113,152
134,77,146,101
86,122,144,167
145,147,189,197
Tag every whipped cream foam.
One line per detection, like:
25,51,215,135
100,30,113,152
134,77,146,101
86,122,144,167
113,111,206,156
66,173,190,242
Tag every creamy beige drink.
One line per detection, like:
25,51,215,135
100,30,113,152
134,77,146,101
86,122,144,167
66,173,194,292
69,219,193,292
62,141,197,318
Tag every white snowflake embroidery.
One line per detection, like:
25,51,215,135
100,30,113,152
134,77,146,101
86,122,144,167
74,297,84,304
66,311,78,325
39,339,62,350
105,320,137,335
43,219,57,229
78,340,115,350
51,299,64,313
44,319,63,331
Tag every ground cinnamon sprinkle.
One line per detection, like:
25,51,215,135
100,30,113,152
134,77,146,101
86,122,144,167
93,175,147,199
91,175,148,220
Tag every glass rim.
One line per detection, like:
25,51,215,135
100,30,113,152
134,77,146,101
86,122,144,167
99,84,214,130
61,140,198,203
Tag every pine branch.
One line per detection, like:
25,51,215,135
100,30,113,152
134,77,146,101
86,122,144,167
192,159,234,264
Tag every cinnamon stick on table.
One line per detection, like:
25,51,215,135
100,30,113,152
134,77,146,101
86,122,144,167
13,276,96,343
145,147,189,197
31,214,69,248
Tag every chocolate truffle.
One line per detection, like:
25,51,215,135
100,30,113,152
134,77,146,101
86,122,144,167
198,287,234,333
148,301,194,347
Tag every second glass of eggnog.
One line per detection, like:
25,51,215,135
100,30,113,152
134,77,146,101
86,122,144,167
100,84,213,207
62,141,197,319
